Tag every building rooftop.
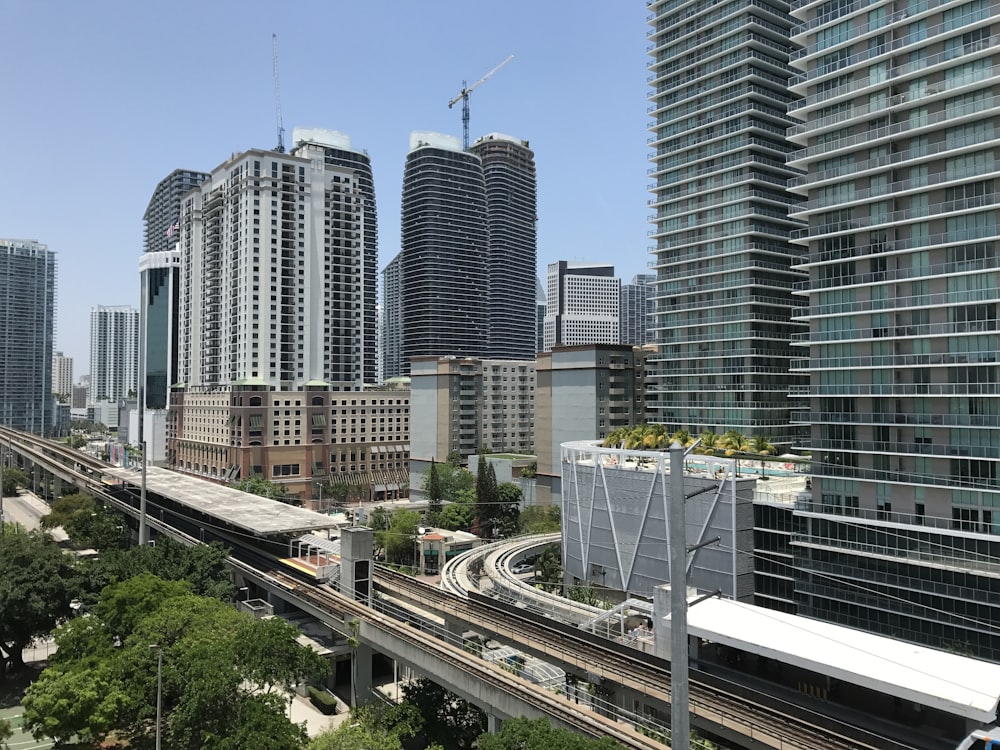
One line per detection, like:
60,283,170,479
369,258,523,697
682,597,1000,724
104,465,339,536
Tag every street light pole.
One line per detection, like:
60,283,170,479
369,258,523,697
150,644,162,750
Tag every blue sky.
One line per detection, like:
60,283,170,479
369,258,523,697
0,1,652,370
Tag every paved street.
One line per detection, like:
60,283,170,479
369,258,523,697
0,706,54,749
0,491,49,532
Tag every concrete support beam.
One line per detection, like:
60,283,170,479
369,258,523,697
352,642,374,706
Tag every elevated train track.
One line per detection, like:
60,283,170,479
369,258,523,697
1,428,957,750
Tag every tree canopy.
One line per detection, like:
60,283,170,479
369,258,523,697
230,476,302,506
22,574,328,750
519,505,560,534
477,718,623,750
375,508,420,566
0,526,79,676
400,678,485,750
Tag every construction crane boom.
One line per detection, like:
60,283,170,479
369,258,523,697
448,54,514,151
272,33,285,153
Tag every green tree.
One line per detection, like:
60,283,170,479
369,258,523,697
0,527,78,676
0,717,11,750
309,703,423,750
230,476,301,506
445,451,463,468
722,430,751,475
40,491,96,528
534,543,563,594
473,457,498,537
1,467,28,497
63,501,130,550
22,574,327,750
477,717,622,750
436,488,476,532
401,678,486,750
426,459,443,522
695,430,721,456
750,434,777,479
493,483,522,538
377,508,420,566
82,537,234,604
518,504,560,534
64,433,88,449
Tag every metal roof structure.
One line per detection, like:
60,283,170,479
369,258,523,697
681,597,1000,724
104,465,339,536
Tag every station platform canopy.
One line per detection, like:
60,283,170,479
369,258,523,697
104,465,339,536
680,597,1000,725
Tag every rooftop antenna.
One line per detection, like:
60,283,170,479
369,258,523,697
272,33,285,153
448,54,514,151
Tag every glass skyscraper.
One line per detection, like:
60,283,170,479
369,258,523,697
787,0,1000,658
399,132,488,374
0,239,55,435
141,169,209,409
646,0,808,444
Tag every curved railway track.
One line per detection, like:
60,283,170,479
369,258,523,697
376,566,909,750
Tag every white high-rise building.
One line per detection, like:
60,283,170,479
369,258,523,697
52,351,73,399
89,306,139,406
543,261,620,351
177,132,375,389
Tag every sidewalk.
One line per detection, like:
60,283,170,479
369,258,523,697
289,692,351,737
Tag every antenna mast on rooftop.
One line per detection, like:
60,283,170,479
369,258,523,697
272,33,286,153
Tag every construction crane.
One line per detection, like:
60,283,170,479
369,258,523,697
272,33,285,153
448,54,514,151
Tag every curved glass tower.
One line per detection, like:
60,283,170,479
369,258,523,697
399,132,487,373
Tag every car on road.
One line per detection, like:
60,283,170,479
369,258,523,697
512,563,534,575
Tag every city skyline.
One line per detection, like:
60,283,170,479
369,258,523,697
0,2,651,368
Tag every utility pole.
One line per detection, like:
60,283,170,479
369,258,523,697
668,441,690,750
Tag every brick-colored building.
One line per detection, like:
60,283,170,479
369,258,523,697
167,383,409,508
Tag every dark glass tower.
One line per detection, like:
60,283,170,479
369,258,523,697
469,133,537,360
399,132,487,374
141,169,208,409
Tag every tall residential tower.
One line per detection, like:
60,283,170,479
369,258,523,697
646,0,807,443
89,305,139,406
787,0,1000,657
178,131,375,389
469,133,538,360
141,169,209,410
398,132,488,373
0,240,55,434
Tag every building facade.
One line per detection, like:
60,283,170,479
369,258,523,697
178,133,374,389
292,128,379,385
89,305,139,407
399,132,488,373
645,0,808,444
409,356,535,467
143,169,211,256
543,262,621,351
620,273,656,346
535,344,653,505
0,239,56,434
784,0,1000,660
167,384,409,505
52,351,73,400
141,168,209,411
469,133,538,360
382,254,403,380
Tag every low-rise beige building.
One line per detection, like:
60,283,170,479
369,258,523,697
167,383,409,507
